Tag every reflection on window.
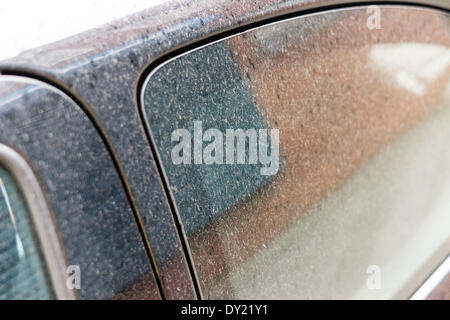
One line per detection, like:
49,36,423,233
144,42,275,235
0,165,54,299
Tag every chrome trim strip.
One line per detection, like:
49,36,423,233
0,143,75,300
410,255,450,300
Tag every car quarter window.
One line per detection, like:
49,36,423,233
141,6,450,299
0,163,53,299
0,77,161,300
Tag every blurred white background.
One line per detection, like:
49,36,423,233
0,0,169,60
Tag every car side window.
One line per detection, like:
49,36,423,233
0,164,54,299
141,6,450,299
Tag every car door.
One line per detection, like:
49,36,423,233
1,0,449,300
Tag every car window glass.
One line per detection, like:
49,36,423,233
142,6,450,299
0,164,54,299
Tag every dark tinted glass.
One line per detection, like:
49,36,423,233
0,165,54,299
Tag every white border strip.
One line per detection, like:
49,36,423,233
410,255,450,300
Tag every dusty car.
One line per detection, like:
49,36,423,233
0,0,449,300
